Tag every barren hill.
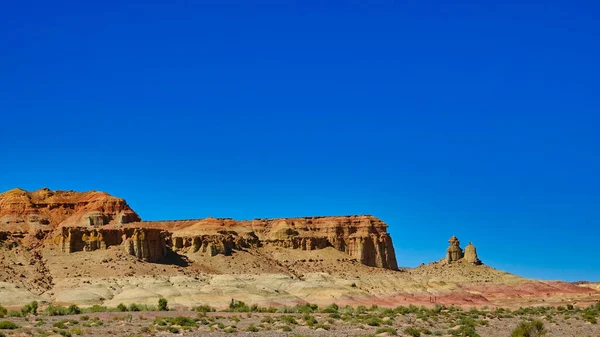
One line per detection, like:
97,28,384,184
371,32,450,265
0,188,598,309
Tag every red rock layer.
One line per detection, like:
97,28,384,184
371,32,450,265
0,188,140,231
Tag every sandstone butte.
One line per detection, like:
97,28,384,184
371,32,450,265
0,188,598,309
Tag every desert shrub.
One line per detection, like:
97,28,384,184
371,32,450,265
408,304,420,313
71,327,83,335
294,303,319,313
449,324,481,337
509,320,547,337
377,308,394,317
21,301,38,316
158,298,168,311
376,327,397,335
227,299,250,312
365,316,382,326
261,317,274,324
46,305,68,316
566,304,574,310
303,314,317,326
154,316,197,328
53,319,79,329
0,321,20,329
117,303,127,312
0,331,5,337
459,317,477,327
313,323,330,330
279,325,293,331
432,304,445,314
394,305,411,315
86,305,108,313
170,316,197,327
341,305,354,315
192,305,215,313
67,305,81,315
224,326,237,333
128,303,142,312
279,315,298,324
55,329,72,337
404,327,422,337
167,326,179,333
321,303,339,313
246,324,259,332
212,322,225,329
582,305,599,323
144,304,156,311
0,306,6,318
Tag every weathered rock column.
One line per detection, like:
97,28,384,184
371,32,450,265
446,235,464,263
464,242,482,265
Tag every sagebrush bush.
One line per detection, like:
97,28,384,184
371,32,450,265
21,301,38,316
191,305,215,313
158,298,168,311
46,305,68,316
0,320,20,329
404,326,421,337
510,320,547,337
67,305,81,315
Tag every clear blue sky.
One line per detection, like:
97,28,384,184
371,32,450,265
1,0,599,281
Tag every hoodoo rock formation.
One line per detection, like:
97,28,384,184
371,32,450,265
445,236,482,265
464,242,482,265
446,235,464,262
0,188,398,269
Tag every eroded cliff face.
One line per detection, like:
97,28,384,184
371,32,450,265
138,215,398,269
0,188,399,270
55,227,167,262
